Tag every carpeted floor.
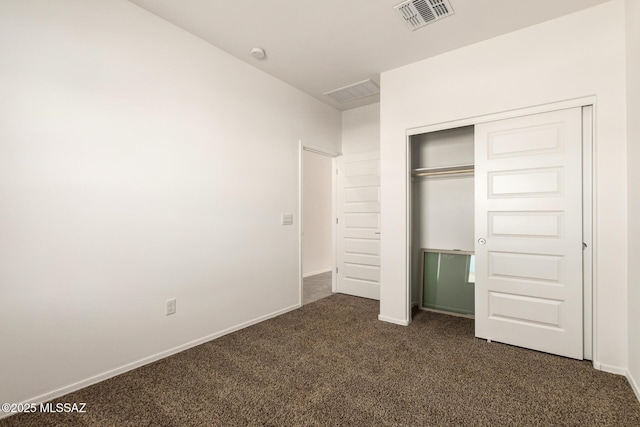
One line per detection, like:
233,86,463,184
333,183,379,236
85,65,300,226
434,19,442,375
3,294,640,426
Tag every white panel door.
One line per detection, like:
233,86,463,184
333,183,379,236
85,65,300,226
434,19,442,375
337,151,380,300
475,108,583,359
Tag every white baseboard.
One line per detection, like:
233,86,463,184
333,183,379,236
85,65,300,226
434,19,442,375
595,362,628,376
628,370,640,403
378,314,410,326
303,268,332,278
584,361,640,404
0,303,301,420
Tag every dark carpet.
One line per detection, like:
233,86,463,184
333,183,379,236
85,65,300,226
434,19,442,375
3,294,640,426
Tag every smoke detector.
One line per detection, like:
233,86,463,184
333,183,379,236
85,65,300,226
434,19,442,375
250,47,266,60
324,79,380,104
394,0,454,31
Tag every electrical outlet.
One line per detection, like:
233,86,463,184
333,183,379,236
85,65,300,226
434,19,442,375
166,298,176,316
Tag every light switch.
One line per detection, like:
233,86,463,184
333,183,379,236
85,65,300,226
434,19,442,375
281,214,293,225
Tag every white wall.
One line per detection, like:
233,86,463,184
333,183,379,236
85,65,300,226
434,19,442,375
380,0,628,370
626,0,640,398
411,177,474,303
342,103,380,154
0,0,341,408
302,151,333,276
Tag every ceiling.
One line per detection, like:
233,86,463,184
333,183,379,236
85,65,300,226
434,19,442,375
129,0,609,111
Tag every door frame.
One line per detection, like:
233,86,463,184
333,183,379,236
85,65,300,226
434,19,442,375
298,141,341,306
405,96,596,363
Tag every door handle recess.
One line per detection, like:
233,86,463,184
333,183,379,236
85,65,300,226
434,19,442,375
478,238,486,245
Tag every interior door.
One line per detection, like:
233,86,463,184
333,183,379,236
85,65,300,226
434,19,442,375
475,107,583,359
336,151,381,300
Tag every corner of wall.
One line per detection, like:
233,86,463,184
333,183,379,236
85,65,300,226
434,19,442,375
629,371,640,403
626,0,640,403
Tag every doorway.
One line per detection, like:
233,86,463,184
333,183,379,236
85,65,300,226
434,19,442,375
299,143,339,305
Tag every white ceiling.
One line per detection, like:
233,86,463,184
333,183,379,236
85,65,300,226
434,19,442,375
129,0,609,111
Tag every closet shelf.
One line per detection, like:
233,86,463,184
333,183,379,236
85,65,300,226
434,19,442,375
411,164,474,177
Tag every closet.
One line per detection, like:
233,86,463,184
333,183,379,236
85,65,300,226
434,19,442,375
408,105,589,361
410,125,475,318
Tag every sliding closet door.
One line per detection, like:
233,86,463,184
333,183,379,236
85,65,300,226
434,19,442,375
474,107,583,359
336,151,381,300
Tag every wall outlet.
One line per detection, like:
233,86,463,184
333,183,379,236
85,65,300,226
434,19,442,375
166,298,176,316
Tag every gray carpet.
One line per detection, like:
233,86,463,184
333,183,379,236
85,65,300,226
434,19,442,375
3,294,640,426
303,271,333,305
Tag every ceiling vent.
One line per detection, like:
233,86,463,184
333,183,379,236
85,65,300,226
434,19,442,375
394,0,454,31
324,79,380,104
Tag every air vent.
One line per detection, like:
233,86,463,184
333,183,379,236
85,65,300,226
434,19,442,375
324,79,380,104
394,0,454,31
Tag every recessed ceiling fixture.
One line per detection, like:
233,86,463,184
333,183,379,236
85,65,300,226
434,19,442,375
250,47,266,59
394,0,454,31
324,79,380,104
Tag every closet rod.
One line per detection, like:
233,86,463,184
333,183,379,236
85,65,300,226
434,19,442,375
411,168,474,177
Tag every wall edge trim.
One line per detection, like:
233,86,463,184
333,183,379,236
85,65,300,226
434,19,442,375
596,362,628,376
0,303,301,420
628,370,640,403
303,268,333,278
378,314,410,326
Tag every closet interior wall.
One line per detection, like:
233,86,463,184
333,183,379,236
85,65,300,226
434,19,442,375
410,126,475,305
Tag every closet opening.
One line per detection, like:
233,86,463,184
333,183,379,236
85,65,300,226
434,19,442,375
410,125,475,318
405,101,594,361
